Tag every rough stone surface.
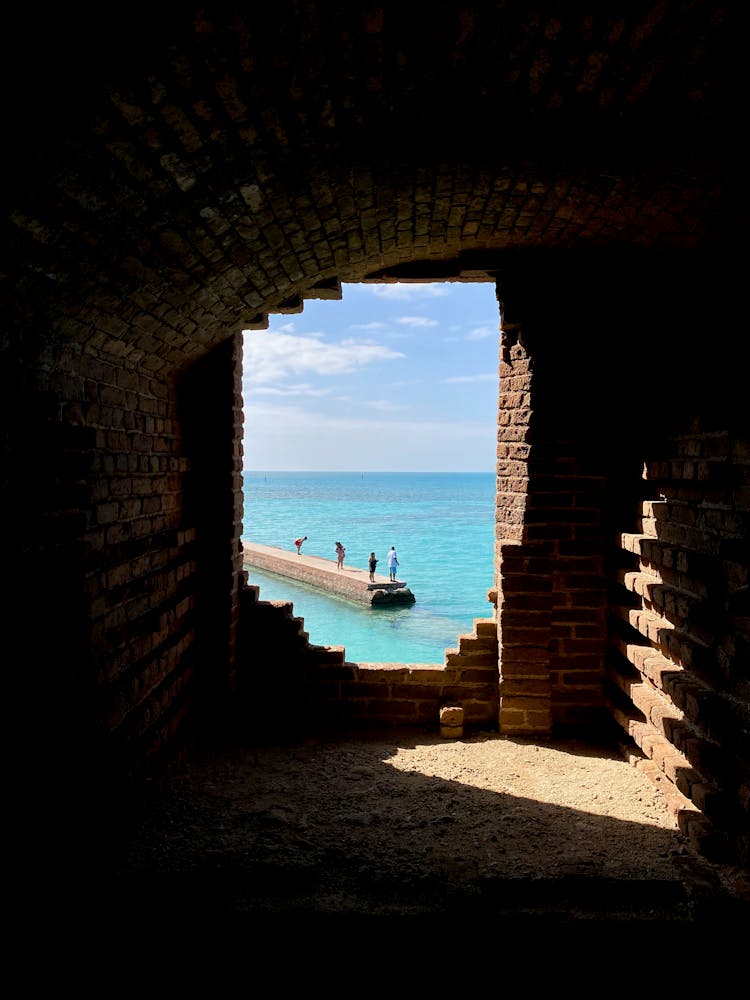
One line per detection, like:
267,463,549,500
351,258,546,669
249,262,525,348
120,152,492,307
86,728,750,932
244,542,415,605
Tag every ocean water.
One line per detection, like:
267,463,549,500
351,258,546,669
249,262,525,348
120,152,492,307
241,471,496,663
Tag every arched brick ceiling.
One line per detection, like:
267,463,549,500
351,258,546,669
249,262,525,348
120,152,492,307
1,2,738,368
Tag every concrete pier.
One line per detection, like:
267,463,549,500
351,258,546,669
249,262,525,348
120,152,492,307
242,542,416,606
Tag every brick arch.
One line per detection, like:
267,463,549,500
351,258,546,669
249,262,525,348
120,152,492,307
4,4,732,368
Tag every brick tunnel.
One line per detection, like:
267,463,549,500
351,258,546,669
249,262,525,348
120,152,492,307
2,3,747,876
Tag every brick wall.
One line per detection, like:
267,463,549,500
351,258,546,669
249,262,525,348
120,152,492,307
607,422,750,865
494,265,619,739
234,578,498,737
13,333,244,854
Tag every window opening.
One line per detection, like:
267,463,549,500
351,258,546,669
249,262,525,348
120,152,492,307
240,281,499,664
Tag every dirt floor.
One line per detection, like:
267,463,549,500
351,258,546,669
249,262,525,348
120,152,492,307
88,726,749,933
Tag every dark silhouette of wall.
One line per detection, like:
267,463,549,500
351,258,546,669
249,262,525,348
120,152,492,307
1,3,746,871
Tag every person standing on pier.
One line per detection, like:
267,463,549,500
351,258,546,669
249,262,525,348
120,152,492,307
335,541,346,570
368,552,378,582
387,545,399,581
294,536,307,554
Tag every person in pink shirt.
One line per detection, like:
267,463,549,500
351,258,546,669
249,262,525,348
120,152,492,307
335,541,346,569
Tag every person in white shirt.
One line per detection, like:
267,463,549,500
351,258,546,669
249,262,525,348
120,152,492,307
386,546,399,581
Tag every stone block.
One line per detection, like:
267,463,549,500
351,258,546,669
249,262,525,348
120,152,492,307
440,724,463,739
439,704,464,726
440,704,464,738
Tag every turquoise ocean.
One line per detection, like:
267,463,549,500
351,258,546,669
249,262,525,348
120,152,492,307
242,471,496,663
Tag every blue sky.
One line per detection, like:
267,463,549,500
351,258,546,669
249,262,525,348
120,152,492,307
242,281,500,472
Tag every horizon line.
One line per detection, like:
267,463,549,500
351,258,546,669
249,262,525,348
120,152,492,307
242,468,495,474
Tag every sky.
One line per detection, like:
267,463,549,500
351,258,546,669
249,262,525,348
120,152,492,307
241,281,501,472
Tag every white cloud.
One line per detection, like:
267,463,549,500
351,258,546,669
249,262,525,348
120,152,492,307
365,399,409,412
247,383,332,398
465,325,497,340
242,330,404,385
242,401,495,472
443,372,497,384
351,321,388,330
245,403,482,436
397,316,439,327
365,283,449,301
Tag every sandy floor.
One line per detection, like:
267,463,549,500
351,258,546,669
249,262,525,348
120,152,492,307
93,727,749,930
